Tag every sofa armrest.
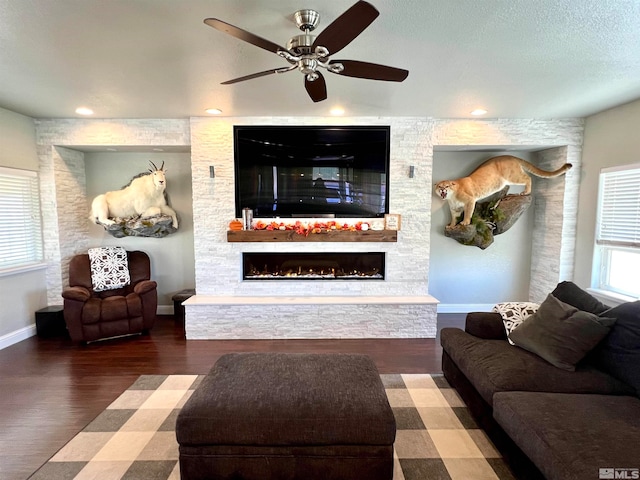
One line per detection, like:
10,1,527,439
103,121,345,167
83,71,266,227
134,280,157,295
465,312,507,340
61,286,90,302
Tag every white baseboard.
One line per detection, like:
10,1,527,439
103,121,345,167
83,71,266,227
0,305,174,351
157,305,174,315
437,303,494,314
0,324,36,350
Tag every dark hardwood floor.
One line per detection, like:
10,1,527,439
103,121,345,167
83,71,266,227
0,313,465,480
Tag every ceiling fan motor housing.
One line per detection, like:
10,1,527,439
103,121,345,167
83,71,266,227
287,34,314,55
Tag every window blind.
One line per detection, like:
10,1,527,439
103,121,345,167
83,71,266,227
596,163,640,248
0,167,44,270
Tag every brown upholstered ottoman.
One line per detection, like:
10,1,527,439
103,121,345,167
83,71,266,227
176,353,396,480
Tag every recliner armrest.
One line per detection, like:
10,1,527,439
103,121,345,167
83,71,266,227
465,312,507,340
134,280,158,295
61,286,90,302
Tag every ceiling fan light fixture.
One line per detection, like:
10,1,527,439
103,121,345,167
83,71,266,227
330,106,345,116
299,58,318,75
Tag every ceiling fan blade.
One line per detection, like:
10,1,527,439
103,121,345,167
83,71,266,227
221,66,295,85
330,60,409,82
204,18,288,55
312,1,379,55
305,73,327,102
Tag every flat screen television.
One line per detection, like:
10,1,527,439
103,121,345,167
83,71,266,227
234,125,390,218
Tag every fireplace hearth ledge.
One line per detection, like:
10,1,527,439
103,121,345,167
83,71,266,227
182,295,439,339
184,295,438,305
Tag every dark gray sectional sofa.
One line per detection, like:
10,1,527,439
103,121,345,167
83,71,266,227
440,282,640,480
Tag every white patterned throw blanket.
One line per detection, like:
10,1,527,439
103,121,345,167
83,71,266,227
88,246,131,292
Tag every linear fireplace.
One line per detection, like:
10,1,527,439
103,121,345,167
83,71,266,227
243,252,385,280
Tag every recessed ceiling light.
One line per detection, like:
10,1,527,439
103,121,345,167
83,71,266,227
205,108,222,115
75,107,94,115
330,106,345,116
470,108,488,116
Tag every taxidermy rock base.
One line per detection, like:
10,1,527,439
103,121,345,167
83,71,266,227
98,214,177,238
444,187,532,249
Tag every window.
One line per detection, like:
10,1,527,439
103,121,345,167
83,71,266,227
0,167,44,271
594,163,640,298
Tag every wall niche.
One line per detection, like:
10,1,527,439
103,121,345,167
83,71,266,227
429,146,570,308
83,148,195,308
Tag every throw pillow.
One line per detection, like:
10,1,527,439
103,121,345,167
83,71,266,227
551,281,610,314
590,301,640,395
509,293,616,371
492,302,540,345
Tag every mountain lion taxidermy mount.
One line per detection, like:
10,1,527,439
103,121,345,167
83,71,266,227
434,155,572,228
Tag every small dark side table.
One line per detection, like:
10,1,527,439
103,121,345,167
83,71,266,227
172,289,195,325
35,305,67,338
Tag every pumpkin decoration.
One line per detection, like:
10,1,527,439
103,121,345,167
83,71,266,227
229,219,243,231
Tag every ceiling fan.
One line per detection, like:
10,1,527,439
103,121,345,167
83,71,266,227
204,0,409,103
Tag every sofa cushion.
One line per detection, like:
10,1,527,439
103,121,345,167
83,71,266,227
494,392,640,480
465,312,508,340
509,294,616,371
440,327,634,406
492,302,539,345
590,301,640,395
551,280,610,314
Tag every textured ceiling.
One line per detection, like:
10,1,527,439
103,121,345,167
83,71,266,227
1,0,640,119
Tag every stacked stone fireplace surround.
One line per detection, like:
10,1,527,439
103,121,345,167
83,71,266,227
36,117,583,339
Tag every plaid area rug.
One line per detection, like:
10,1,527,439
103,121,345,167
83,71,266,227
30,374,516,480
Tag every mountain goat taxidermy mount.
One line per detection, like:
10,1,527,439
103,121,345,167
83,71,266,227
90,161,178,229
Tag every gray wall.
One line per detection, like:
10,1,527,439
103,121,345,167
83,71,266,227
0,107,47,341
85,152,195,308
429,151,534,306
574,98,640,289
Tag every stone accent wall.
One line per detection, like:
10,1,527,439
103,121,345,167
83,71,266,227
530,146,579,302
36,119,190,146
37,145,63,304
53,147,89,299
185,303,438,339
190,116,433,298
35,119,190,302
34,116,584,338
431,119,584,304
38,146,89,303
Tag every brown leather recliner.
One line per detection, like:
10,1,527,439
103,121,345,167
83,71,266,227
62,250,157,343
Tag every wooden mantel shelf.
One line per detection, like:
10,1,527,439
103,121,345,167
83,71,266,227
227,229,397,242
